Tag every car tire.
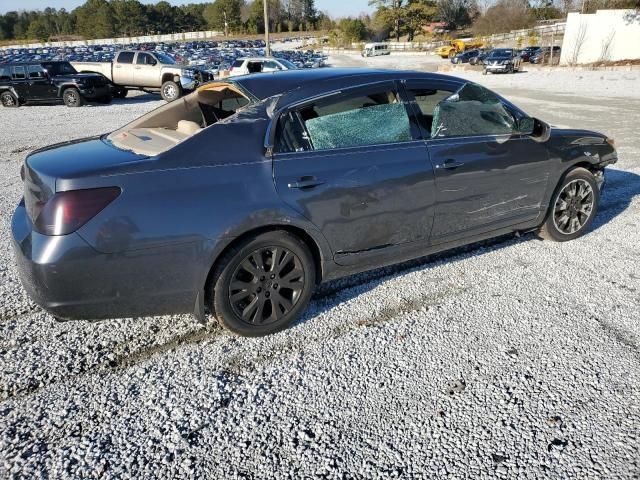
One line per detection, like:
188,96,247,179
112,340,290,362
161,80,182,102
1,91,18,107
211,231,316,337
113,87,128,99
63,88,83,107
538,167,600,242
483,68,488,75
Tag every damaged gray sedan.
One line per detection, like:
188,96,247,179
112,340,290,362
12,68,617,336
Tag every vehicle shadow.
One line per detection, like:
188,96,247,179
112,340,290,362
112,93,161,105
297,167,640,326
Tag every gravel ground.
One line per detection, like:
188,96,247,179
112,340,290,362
1,69,639,479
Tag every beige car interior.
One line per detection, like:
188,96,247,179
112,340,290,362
107,83,251,156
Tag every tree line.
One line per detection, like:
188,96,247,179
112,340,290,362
329,0,638,46
0,0,321,42
1,0,637,43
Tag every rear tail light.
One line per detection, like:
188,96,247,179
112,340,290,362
33,187,121,236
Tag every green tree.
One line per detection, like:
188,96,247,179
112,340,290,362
203,0,244,33
75,0,115,38
111,0,146,36
27,17,49,41
338,17,367,42
369,0,405,41
405,0,437,40
245,0,283,34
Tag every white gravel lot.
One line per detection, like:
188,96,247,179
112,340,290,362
1,67,639,479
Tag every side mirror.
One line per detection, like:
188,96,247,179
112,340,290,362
517,117,535,135
520,117,551,142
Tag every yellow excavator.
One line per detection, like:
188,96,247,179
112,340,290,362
435,39,485,59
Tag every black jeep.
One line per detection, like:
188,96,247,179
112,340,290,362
0,61,112,108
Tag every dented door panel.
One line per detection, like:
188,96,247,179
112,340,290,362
427,135,552,242
273,141,436,263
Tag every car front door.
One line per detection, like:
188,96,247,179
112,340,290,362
27,64,56,99
133,52,158,87
405,80,552,244
272,81,436,265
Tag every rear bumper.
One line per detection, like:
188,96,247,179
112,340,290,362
11,200,196,320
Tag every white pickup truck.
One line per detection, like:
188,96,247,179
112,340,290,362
72,50,212,102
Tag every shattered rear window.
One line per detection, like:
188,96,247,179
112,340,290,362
305,103,411,150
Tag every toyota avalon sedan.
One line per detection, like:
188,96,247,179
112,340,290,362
12,68,617,336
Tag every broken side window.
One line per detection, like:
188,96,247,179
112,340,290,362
431,83,516,138
301,90,412,151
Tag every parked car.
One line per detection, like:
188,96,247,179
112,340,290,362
12,69,617,336
451,49,483,64
469,50,489,66
72,50,212,101
228,57,298,76
530,46,561,65
0,61,111,107
520,46,541,62
483,48,522,74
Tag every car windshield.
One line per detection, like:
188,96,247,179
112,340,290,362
41,61,77,75
489,49,513,57
155,52,176,65
276,58,297,69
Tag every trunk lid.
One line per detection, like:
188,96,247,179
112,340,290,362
23,136,147,222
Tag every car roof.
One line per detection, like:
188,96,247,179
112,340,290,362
229,68,465,101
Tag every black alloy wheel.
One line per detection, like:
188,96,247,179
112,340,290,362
539,167,600,241
553,179,595,235
229,247,305,325
212,231,315,336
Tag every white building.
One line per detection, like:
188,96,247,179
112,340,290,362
561,9,640,65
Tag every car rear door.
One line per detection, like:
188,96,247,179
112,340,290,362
405,80,552,244
113,52,134,85
272,81,436,265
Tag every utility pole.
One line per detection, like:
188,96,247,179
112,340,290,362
223,10,228,37
264,0,271,56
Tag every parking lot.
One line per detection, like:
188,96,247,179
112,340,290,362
1,59,639,478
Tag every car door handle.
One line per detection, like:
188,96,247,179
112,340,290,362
288,177,325,189
439,159,465,170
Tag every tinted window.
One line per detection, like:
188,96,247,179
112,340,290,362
41,62,77,75
136,53,155,65
277,89,412,152
232,59,244,68
155,52,176,64
12,66,26,80
0,66,10,81
117,52,135,64
432,83,516,138
28,64,46,79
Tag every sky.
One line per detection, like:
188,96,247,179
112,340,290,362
0,0,374,17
